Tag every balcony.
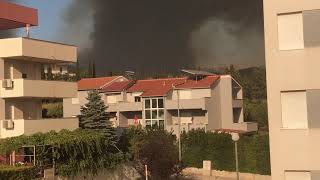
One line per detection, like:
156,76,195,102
166,98,208,110
0,38,77,63
0,79,77,98
229,122,258,132
0,118,79,138
107,102,143,112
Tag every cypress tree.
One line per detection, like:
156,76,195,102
79,90,115,138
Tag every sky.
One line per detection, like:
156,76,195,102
8,0,265,76
14,0,72,42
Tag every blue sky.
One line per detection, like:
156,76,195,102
15,0,73,41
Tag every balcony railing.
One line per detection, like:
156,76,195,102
166,98,208,110
0,79,77,98
0,38,77,63
0,118,78,138
107,102,143,112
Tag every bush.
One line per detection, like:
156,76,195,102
0,166,38,180
181,130,271,175
0,129,125,178
128,127,180,180
42,103,63,118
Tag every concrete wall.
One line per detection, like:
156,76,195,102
0,38,77,63
183,168,270,180
4,59,41,80
263,1,320,179
5,99,42,120
0,58,4,122
0,118,78,138
0,79,77,98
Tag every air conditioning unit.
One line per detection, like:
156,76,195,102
2,79,13,88
3,120,14,129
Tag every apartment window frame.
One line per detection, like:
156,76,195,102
277,11,305,51
144,97,165,129
284,170,311,180
280,90,309,129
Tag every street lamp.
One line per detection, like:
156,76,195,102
172,85,181,162
231,132,240,180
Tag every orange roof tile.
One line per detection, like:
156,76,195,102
127,76,220,97
176,75,220,89
128,78,186,97
101,81,134,92
78,76,122,91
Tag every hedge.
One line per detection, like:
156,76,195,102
181,130,271,175
0,166,38,180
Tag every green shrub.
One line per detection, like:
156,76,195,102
0,129,125,178
181,130,271,175
42,103,63,118
0,166,38,180
126,127,180,180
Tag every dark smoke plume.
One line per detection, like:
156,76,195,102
64,0,264,76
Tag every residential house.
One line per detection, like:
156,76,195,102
65,71,257,133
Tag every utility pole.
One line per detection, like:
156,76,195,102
177,87,181,162
172,85,182,162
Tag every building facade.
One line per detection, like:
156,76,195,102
64,73,257,134
263,0,320,179
0,1,78,138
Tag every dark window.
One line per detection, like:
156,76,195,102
158,99,164,108
145,99,151,109
135,96,141,102
22,73,27,79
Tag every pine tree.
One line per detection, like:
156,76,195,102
79,90,114,137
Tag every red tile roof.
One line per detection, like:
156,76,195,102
101,81,134,92
127,75,220,97
78,76,122,91
176,75,220,89
128,78,186,97
0,1,38,30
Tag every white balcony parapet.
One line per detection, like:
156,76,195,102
166,98,208,110
107,102,143,112
0,118,79,138
0,38,77,63
229,122,258,132
0,79,77,98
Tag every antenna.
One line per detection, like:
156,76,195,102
125,71,135,80
25,24,30,38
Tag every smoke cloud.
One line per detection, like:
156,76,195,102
64,0,264,75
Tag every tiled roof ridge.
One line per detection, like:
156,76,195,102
136,77,186,82
80,76,121,81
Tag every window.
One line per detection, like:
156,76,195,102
285,171,311,180
135,96,141,102
22,73,27,79
278,10,320,50
281,91,308,129
278,12,304,50
145,99,150,109
144,97,165,129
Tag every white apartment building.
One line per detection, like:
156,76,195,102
264,0,320,179
0,1,78,138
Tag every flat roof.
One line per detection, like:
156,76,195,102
0,1,38,30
